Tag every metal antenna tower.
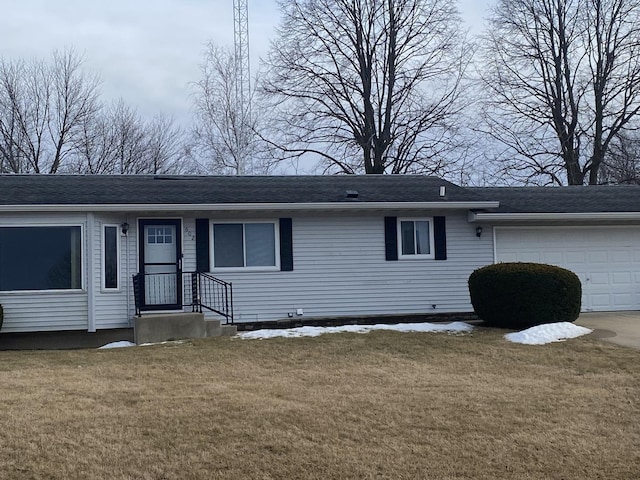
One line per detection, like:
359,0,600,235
233,0,251,119
233,0,251,174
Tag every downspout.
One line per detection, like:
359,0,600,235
87,213,96,332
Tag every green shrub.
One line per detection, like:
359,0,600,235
468,262,581,329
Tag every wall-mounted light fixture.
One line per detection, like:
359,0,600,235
475,226,483,238
121,222,129,235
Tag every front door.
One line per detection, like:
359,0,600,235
139,219,182,310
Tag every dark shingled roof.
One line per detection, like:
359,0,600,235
0,175,489,205
471,186,640,213
1,175,638,213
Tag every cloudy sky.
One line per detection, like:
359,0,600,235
0,0,492,125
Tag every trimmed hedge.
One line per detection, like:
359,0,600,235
468,262,581,329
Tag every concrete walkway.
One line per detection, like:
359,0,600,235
576,311,640,350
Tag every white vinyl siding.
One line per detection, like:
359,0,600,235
0,292,88,332
187,213,492,323
0,209,492,332
93,215,132,330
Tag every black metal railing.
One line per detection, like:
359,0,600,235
132,272,234,324
190,272,234,322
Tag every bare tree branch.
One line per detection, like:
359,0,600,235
190,43,275,174
262,0,472,175
481,0,640,185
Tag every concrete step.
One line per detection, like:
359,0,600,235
134,312,205,344
204,319,221,337
221,324,237,336
134,313,237,344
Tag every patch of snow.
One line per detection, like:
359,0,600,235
505,322,592,345
98,341,136,349
238,321,474,340
139,340,187,347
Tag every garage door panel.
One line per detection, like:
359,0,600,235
588,251,608,263
519,252,543,262
543,252,564,264
590,294,613,309
611,250,632,263
611,272,632,285
589,272,610,285
572,272,590,285
495,227,640,312
566,251,587,264
499,253,519,262
611,295,635,310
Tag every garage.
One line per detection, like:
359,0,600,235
495,227,640,312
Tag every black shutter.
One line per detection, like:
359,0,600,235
434,216,447,261
384,217,398,261
279,218,293,271
195,218,210,272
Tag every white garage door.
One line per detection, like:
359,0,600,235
495,227,640,312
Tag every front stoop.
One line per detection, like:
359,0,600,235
134,313,235,344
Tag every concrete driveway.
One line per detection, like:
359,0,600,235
576,311,640,350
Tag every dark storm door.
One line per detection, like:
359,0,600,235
139,219,182,310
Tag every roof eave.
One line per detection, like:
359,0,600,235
0,201,500,213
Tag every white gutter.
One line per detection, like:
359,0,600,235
469,211,640,222
0,201,500,213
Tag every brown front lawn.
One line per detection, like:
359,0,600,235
0,328,638,479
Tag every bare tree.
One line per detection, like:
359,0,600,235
69,100,186,174
261,0,471,175
0,57,49,173
599,130,640,184
145,114,188,174
0,61,28,173
583,0,640,184
191,43,272,174
70,109,118,174
48,49,101,173
481,0,640,185
0,49,100,174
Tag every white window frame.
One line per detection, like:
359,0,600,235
102,224,121,291
210,220,280,272
0,223,85,293
397,217,435,260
